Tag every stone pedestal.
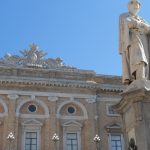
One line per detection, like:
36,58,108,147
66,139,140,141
115,80,150,150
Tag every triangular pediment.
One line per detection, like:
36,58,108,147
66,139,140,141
106,123,121,129
63,120,82,128
22,119,43,126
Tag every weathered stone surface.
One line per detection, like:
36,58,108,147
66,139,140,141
114,79,150,150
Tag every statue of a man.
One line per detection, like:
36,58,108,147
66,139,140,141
128,138,138,150
119,0,150,84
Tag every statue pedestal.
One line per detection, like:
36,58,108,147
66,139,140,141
115,80,150,150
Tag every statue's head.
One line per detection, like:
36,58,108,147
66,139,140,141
128,0,141,16
129,138,136,148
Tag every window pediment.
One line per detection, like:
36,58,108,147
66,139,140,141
63,120,82,128
22,119,43,127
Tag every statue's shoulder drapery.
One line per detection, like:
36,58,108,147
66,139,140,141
119,13,131,83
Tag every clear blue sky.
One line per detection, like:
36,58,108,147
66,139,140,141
0,0,150,75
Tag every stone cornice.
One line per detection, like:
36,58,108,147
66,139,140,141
114,89,146,114
99,84,124,92
0,76,124,92
0,76,97,89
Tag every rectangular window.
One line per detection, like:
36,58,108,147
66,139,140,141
110,134,122,150
66,133,78,150
107,105,119,116
25,132,37,150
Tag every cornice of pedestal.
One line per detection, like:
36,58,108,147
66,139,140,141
114,89,145,114
114,82,150,114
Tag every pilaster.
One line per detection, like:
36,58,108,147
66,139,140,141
7,94,19,150
48,97,58,150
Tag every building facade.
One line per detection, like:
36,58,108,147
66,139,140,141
0,44,125,150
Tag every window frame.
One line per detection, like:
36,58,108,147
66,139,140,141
21,120,42,150
25,132,38,150
27,104,37,113
108,133,124,150
64,131,80,150
63,121,82,150
67,106,76,115
22,129,40,150
66,133,78,150
106,104,120,117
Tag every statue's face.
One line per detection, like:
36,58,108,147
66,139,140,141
128,1,141,16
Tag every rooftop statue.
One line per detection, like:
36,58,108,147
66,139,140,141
0,44,76,70
119,0,150,85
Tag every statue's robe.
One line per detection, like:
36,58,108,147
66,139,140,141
119,13,150,83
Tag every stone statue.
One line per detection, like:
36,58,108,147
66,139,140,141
128,138,138,150
0,44,76,70
119,0,150,85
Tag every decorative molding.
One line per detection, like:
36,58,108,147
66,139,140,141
7,94,19,100
86,98,96,103
20,114,49,119
16,98,50,117
0,90,96,100
63,120,83,128
0,76,124,92
70,97,74,101
100,83,125,92
105,123,122,130
97,96,122,102
22,119,43,127
0,76,97,89
57,100,88,119
31,95,35,100
48,96,58,102
57,116,86,120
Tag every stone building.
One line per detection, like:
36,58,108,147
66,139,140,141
0,44,125,150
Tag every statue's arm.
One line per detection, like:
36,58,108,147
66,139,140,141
139,21,150,33
126,17,137,29
126,17,150,33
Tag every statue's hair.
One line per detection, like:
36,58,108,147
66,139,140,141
128,0,141,6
